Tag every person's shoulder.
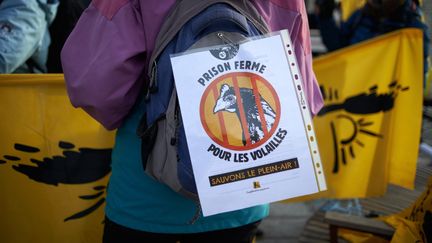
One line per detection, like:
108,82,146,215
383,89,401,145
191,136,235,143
92,0,132,20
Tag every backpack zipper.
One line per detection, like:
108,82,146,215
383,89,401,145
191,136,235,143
171,96,180,146
146,61,158,101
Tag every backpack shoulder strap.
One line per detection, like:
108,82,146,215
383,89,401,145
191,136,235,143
147,0,269,81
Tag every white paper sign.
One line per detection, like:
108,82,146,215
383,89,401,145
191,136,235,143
171,30,326,216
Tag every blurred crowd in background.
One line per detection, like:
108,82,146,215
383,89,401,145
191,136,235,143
0,0,431,96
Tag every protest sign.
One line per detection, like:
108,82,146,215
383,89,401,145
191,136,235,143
0,74,114,243
171,30,326,216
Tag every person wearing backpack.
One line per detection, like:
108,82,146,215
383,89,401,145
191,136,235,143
61,0,323,242
0,0,59,73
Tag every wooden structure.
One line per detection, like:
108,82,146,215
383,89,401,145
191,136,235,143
299,160,432,242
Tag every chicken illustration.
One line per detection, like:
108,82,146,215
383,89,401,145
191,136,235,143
213,84,276,145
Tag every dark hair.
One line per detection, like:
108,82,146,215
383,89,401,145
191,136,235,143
315,0,336,18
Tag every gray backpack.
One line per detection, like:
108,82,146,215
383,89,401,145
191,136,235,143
137,0,269,203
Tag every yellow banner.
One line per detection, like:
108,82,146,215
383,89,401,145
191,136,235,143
384,175,432,243
0,74,115,243
313,28,423,199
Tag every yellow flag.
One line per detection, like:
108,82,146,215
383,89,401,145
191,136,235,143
0,74,115,243
384,176,432,243
313,29,423,198
342,176,432,242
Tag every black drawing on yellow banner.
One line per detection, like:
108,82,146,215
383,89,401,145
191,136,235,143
1,141,112,221
406,185,432,243
318,81,408,116
201,72,281,151
328,115,382,173
64,185,107,222
318,81,409,173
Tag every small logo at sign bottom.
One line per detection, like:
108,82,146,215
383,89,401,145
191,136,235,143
253,181,261,189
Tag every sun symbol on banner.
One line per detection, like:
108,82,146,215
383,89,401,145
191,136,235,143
318,81,409,173
200,72,281,151
329,115,382,173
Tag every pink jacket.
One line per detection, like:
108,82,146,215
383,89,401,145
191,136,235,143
61,0,323,129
